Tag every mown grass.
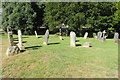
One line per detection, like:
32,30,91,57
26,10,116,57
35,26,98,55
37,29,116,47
1,34,118,78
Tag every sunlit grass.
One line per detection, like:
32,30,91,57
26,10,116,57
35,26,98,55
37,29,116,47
2,35,118,78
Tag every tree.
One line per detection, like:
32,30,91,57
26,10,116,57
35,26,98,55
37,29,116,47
112,2,120,33
2,2,36,34
43,2,117,36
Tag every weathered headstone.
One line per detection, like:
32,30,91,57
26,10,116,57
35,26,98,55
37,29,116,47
43,29,49,45
6,45,20,56
100,30,107,42
8,31,14,46
7,27,9,33
83,32,88,39
59,28,62,36
70,31,76,47
82,42,92,47
114,33,119,43
18,30,25,50
7,27,11,33
114,33,119,40
35,31,38,38
97,31,102,40
6,31,20,56
102,30,106,38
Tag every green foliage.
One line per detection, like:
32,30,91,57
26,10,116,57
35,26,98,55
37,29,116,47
112,2,120,32
1,2,120,35
2,2,36,34
43,2,118,36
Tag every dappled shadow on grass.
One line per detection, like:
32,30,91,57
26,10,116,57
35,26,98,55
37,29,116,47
48,42,60,45
25,46,42,50
76,44,82,46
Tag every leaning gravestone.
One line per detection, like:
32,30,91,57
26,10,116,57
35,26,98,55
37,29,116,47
70,31,76,47
114,33,119,43
83,32,88,39
43,29,49,45
6,31,20,56
18,30,25,50
35,31,38,38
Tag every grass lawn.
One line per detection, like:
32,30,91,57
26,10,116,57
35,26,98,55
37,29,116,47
1,34,118,78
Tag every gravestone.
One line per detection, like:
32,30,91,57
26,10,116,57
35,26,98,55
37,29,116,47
8,31,14,46
97,31,102,40
100,30,107,42
102,30,106,38
35,31,38,38
114,33,119,43
7,27,11,33
83,32,88,39
59,28,62,36
18,30,25,50
82,42,92,47
6,31,20,56
43,29,49,45
6,45,20,56
70,31,76,47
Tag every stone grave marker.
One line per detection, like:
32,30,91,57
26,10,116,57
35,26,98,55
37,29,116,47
97,31,102,40
18,30,25,50
6,31,20,56
83,32,88,39
114,33,119,43
70,31,76,47
43,29,49,45
7,31,14,46
100,30,107,42
59,28,62,36
35,31,38,38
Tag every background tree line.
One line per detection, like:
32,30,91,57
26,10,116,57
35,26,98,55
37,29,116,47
2,2,120,37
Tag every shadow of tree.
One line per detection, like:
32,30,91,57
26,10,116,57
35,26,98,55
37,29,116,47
48,42,60,45
25,46,42,50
